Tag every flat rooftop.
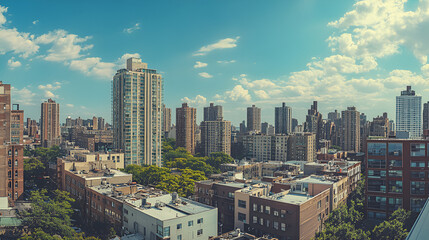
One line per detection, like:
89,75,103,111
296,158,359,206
71,169,131,179
295,175,342,185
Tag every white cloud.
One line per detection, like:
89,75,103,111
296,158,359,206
70,57,116,79
38,82,61,90
66,104,74,108
124,23,140,34
7,57,21,69
32,20,39,25
35,29,92,62
194,37,239,56
0,28,39,58
254,90,270,99
181,95,207,106
80,106,87,109
217,60,236,64
199,72,213,78
225,85,251,102
11,87,36,106
117,53,141,68
194,61,207,68
0,5,7,26
44,90,57,98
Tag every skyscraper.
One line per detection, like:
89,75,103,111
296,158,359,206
204,103,222,121
162,104,171,134
200,119,231,156
328,110,340,121
41,99,60,148
247,105,261,132
176,103,196,154
396,86,422,139
112,57,163,166
305,101,323,150
92,116,98,130
341,107,360,152
423,102,429,131
0,82,11,144
275,102,292,134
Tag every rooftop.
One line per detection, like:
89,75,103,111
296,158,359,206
71,168,131,180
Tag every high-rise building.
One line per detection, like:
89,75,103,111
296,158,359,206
370,113,390,137
239,120,246,134
41,99,60,148
261,122,275,136
292,118,298,133
328,110,340,121
243,134,289,161
396,86,422,139
305,101,323,150
176,103,196,154
162,104,171,134
247,105,261,132
11,104,24,144
204,102,222,121
275,102,292,135
27,119,38,138
200,120,231,156
423,102,429,131
112,57,163,166
92,116,98,130
288,132,316,162
341,107,360,152
98,117,105,130
0,82,11,144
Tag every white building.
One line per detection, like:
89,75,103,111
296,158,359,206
112,57,163,166
396,86,422,139
243,134,289,162
123,193,217,240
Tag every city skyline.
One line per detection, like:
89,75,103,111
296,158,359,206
2,0,429,125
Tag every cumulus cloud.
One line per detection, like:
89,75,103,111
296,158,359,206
254,90,270,99
194,61,207,68
124,23,140,34
217,60,236,64
7,57,21,69
225,85,251,101
70,57,116,79
66,103,74,107
0,5,7,26
38,82,61,90
181,95,207,106
35,29,93,62
11,87,36,106
199,72,213,78
194,37,239,56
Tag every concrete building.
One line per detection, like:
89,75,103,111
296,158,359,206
275,103,292,135
41,98,60,148
0,82,11,145
123,192,217,240
305,101,323,150
365,138,429,220
341,107,360,152
10,105,23,145
247,105,261,133
176,103,196,154
162,104,171,135
261,123,275,136
200,120,231,156
396,86,422,139
0,145,24,205
288,133,316,162
27,119,38,138
204,103,223,121
327,110,340,122
112,57,163,166
242,134,289,162
370,113,390,138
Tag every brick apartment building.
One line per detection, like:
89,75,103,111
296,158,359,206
365,138,429,219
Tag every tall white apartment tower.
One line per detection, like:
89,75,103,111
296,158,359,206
112,57,163,166
396,86,422,139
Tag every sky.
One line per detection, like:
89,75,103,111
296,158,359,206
1,0,429,126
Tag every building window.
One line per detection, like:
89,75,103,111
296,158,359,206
15,181,18,188
411,198,426,212
411,181,425,195
238,213,246,223
188,220,193,227
411,143,426,156
197,218,203,224
368,179,386,192
281,223,286,231
411,161,425,168
177,235,182,240
253,216,257,224
388,181,402,193
368,143,386,156
281,210,286,218
238,200,246,208
389,159,402,167
260,218,264,225
388,143,402,156
163,227,170,237
253,203,257,211
197,229,203,236
274,210,279,216
260,205,264,213
367,196,387,210
388,198,402,211
266,219,270,227
368,159,386,169
368,211,386,219
317,200,321,209
368,170,386,178
265,206,270,214
273,221,279,230
388,170,402,178
177,223,182,230
410,171,425,179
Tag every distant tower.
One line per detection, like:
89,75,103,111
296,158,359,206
341,107,360,152
176,103,196,154
162,104,171,135
396,86,421,138
41,99,60,147
275,102,292,134
112,57,163,166
247,105,261,132
204,103,223,121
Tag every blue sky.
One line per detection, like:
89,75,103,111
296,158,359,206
1,0,429,126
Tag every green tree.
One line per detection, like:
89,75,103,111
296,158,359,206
24,157,45,180
315,222,370,240
371,219,408,240
206,152,234,169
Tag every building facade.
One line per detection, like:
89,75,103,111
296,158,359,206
396,86,422,139
247,105,261,133
11,105,24,144
275,103,292,135
176,103,196,154
341,107,360,152
112,57,163,166
162,104,171,135
200,120,231,156
204,103,223,121
243,134,289,162
288,133,315,162
41,98,60,148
